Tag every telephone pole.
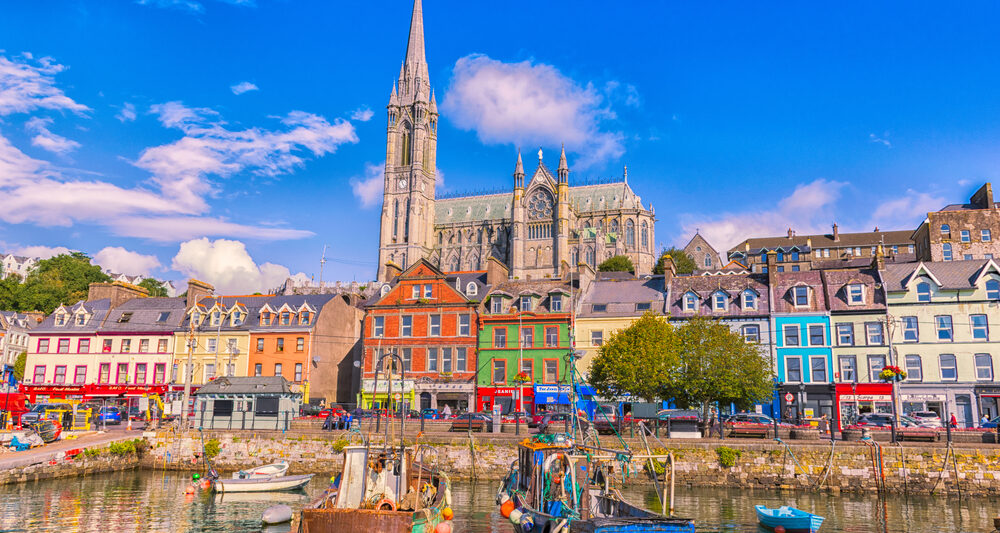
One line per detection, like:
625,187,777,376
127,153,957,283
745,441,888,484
182,319,196,431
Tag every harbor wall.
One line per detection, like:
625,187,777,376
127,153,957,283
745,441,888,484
140,429,1000,496
0,442,140,486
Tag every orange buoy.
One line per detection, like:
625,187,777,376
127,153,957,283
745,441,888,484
434,522,451,533
774,527,785,533
500,499,515,518
184,485,195,495
442,507,453,520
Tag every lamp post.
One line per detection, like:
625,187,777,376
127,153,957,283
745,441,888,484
515,305,522,436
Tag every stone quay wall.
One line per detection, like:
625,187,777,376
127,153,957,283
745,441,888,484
140,429,1000,496
0,444,140,486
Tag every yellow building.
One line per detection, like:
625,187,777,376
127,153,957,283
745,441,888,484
172,298,254,386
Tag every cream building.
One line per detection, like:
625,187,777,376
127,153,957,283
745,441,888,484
172,298,255,386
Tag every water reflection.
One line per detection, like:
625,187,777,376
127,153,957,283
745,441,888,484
0,471,996,532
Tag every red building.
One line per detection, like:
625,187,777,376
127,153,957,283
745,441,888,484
834,382,894,430
360,259,490,412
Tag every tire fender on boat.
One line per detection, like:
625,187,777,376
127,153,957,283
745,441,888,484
375,498,396,511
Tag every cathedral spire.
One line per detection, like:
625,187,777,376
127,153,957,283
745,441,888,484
389,82,398,105
404,0,430,84
514,149,524,188
429,90,437,113
557,144,569,183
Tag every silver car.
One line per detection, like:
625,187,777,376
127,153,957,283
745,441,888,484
909,411,943,428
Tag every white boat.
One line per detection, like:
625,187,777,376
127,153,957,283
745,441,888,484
214,474,314,493
232,461,289,479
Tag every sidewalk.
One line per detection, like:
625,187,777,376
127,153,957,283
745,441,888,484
0,429,141,470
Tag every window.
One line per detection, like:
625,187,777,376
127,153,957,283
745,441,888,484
423,284,432,298
232,311,243,325
139,339,149,353
75,314,85,326
935,315,953,341
274,363,282,377
792,251,800,261
545,326,559,347
401,315,412,337
551,294,563,312
520,359,534,381
847,284,864,304
943,243,953,261
961,230,971,243
55,314,65,326
591,330,604,347
544,360,558,383
153,363,166,384
783,325,800,347
459,315,470,336
777,266,784,273
411,285,420,299
684,293,697,312
210,311,221,326
427,347,438,372
72,365,87,385
810,357,827,382
258,311,269,325
983,229,992,242
865,322,884,345
456,347,467,372
401,348,411,372
57,338,70,353
941,224,951,236
836,323,854,346
892,245,899,254
777,251,784,262
98,363,110,384
713,292,727,311
171,364,179,382
207,338,217,353
839,356,857,382
902,316,919,342
373,316,385,337
298,311,309,325
135,363,147,384
429,315,441,336
520,296,533,312
908,244,915,253
119,312,133,323
296,337,305,351
809,324,825,346
54,366,67,384
256,338,265,351
987,280,1000,300
741,325,760,343
442,348,452,373
901,355,922,381
493,328,507,348
520,327,534,347
254,363,262,376
972,314,989,340
976,354,993,381
79,338,90,353
276,338,284,352
917,282,931,302
32,365,45,383
465,282,478,297
868,355,886,382
491,298,503,313
117,363,129,384
742,290,756,310
636,302,651,311
965,254,974,261
157,339,168,353
492,360,506,383
785,357,802,382
38,338,49,353
939,354,957,381
793,286,809,306
704,255,712,267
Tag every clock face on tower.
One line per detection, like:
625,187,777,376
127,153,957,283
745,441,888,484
397,178,408,190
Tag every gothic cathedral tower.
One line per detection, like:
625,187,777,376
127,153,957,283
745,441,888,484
377,0,438,281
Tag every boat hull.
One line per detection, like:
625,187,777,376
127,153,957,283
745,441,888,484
755,505,824,533
301,507,449,533
214,474,314,493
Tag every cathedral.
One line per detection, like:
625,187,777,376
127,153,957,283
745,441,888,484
377,0,657,281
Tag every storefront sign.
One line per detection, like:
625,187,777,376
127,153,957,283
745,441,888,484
901,394,945,401
839,394,892,402
361,379,414,393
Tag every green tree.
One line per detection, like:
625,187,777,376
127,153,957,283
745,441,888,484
589,313,681,402
13,352,26,382
654,247,697,275
18,253,110,313
597,255,635,273
0,276,22,311
138,278,169,297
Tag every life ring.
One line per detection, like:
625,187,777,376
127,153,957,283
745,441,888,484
375,498,396,511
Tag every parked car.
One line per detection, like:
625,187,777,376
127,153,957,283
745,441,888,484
96,406,123,425
536,412,571,434
908,411,943,428
350,408,376,419
501,411,529,424
420,408,441,419
20,403,73,425
856,413,896,427
982,416,1000,429
449,413,494,432
725,413,774,426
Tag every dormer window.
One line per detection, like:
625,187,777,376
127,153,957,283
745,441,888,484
75,314,86,326
792,286,809,307
119,312,133,323
55,314,65,326
592,304,607,313
466,282,478,296
491,297,503,314
520,295,532,312
299,312,311,325
380,285,391,297
917,282,931,302
551,294,563,312
210,311,221,326
987,280,1000,300
683,292,697,312
847,284,864,305
156,312,170,322
742,290,757,310
713,292,727,311
232,311,243,325
280,312,290,325
191,311,201,324
259,311,271,325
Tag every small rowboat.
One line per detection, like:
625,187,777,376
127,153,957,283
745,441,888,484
233,461,289,479
755,505,824,533
214,473,314,493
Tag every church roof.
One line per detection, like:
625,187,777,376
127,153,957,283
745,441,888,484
569,182,646,213
435,193,513,224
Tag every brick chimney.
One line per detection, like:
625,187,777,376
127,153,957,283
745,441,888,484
971,182,995,210
88,281,148,309
766,250,778,285
382,261,402,283
832,223,840,242
787,228,794,239
185,279,214,310
487,256,510,286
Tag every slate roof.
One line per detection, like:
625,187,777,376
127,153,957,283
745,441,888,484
811,253,916,270
668,273,769,318
101,297,187,332
882,260,993,291
578,276,665,317
447,271,490,302
729,230,913,255
770,271,828,313
481,278,574,314
194,376,295,396
820,269,885,312
0,311,38,330
185,294,337,332
940,202,1000,211
33,299,112,333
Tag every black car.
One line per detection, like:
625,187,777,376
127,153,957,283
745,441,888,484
856,413,895,428
536,412,571,434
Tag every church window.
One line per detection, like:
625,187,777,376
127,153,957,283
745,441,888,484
641,221,648,249
400,122,412,166
571,248,579,265
610,219,619,235
393,200,399,240
527,189,554,220
625,220,635,247
403,198,410,242
585,248,596,266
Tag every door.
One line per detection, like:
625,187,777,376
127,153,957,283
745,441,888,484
419,392,432,411
956,396,973,428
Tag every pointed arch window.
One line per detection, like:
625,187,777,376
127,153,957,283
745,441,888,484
400,122,412,166
585,248,596,266
641,221,648,249
610,219,620,235
625,220,635,247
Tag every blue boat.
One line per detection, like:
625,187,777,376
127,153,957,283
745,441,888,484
755,505,824,533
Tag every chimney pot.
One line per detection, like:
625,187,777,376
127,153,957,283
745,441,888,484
832,223,840,242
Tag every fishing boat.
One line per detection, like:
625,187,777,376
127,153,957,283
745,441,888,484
755,505,824,533
496,434,695,533
233,461,289,479
213,473,315,493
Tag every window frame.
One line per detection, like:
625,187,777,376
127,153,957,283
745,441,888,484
543,358,559,383
550,294,563,312
867,354,887,382
971,314,989,340
276,338,284,352
943,243,953,261
423,284,432,298
904,354,922,382
373,316,385,337
847,284,864,305
591,329,604,347
836,323,854,346
916,282,931,302
901,316,919,342
810,356,827,382
492,359,507,384
428,314,441,336
493,327,507,348
742,290,757,310
683,293,697,312
53,365,67,384
935,315,953,341
544,326,559,347
427,347,438,372
741,324,760,343
808,324,825,346
458,314,470,336
785,356,802,383
73,365,87,385
520,326,534,348
491,297,503,314
712,291,727,311
400,315,413,337
961,230,971,243
975,353,993,381
783,324,800,347
983,229,992,242
32,365,46,384
987,280,1000,300
520,359,534,382
792,286,809,307
939,354,957,381
865,322,884,345
838,355,857,383
456,347,467,373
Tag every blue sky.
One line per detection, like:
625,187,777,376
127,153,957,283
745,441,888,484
0,1,997,292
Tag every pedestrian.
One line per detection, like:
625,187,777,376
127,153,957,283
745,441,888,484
950,413,958,428
819,414,829,436
322,412,334,431
344,411,353,431
441,404,451,419
981,414,990,428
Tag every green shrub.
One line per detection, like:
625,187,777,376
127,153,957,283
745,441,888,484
716,446,742,468
108,440,136,456
331,437,349,453
83,447,101,458
204,438,221,459
131,438,150,458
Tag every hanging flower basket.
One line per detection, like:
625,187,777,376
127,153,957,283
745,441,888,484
513,372,531,384
879,365,907,382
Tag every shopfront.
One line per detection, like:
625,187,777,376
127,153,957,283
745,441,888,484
900,385,975,428
834,383,893,429
21,384,85,403
532,384,597,417
976,386,1000,421
777,383,835,424
414,380,475,413
357,378,415,410
477,386,534,415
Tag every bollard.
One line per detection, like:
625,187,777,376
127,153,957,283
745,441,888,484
890,418,897,444
667,416,672,439
946,420,952,443
654,417,659,438
420,415,425,433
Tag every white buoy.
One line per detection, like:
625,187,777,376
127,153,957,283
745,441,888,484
262,504,293,525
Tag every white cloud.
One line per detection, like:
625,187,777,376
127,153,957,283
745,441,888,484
442,54,624,168
350,106,374,122
135,0,205,13
0,54,89,116
865,189,944,231
8,245,72,259
230,81,258,95
25,117,80,154
116,102,136,122
107,215,314,242
350,162,384,208
869,133,891,148
94,246,162,275
171,238,304,294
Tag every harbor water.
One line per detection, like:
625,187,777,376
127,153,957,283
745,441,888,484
0,470,996,532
